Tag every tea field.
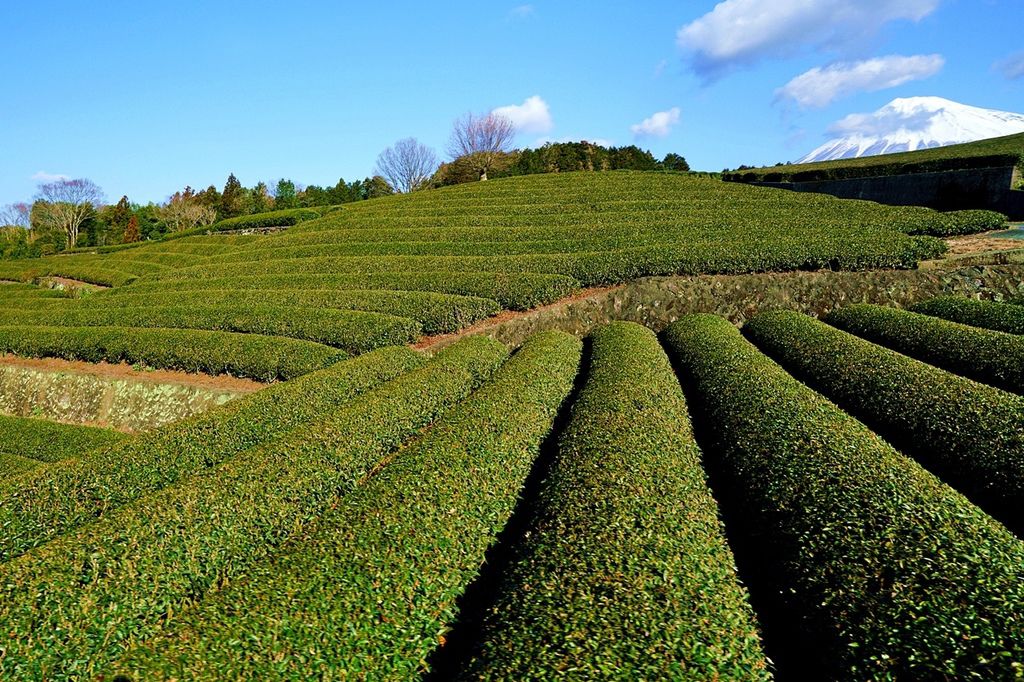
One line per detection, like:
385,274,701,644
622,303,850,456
0,172,1005,378
0,171,1022,679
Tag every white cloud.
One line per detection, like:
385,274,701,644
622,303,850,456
777,54,944,108
631,108,681,138
995,51,1024,80
508,4,534,19
31,171,70,182
677,0,940,79
492,95,554,134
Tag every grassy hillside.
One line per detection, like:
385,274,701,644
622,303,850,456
0,171,986,374
725,132,1024,183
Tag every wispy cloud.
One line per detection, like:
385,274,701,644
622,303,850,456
631,108,681,138
677,0,940,80
508,4,534,20
493,95,554,134
31,171,70,182
777,54,945,108
994,51,1024,80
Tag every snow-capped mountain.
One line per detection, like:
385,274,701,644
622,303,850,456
798,97,1024,163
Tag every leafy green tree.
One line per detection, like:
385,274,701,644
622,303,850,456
361,176,395,199
662,153,690,172
250,182,272,214
274,179,297,209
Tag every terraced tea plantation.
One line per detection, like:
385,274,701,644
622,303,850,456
0,298,1022,679
0,171,996,378
1,172,1022,679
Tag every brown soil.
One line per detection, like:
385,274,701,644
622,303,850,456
0,354,265,392
412,285,622,351
944,230,1024,256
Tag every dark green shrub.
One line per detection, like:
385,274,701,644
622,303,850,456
211,208,321,230
745,309,1024,535
0,346,422,563
115,272,579,311
665,313,1024,680
825,303,1024,393
458,322,769,680
930,210,1008,236
0,453,38,478
0,305,422,354
911,295,1024,335
35,289,500,336
0,325,344,381
0,414,125,465
111,331,580,680
0,336,508,677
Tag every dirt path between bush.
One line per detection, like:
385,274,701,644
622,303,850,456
0,355,265,392
412,285,621,351
944,228,1024,256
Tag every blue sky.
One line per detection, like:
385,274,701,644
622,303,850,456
2,0,1022,206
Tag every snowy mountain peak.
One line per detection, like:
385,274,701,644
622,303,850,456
797,97,1024,163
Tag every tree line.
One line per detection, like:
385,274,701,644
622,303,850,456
2,110,690,257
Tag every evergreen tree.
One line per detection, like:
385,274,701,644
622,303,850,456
123,215,140,243
220,173,245,219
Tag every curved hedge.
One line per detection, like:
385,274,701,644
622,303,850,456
211,208,321,230
664,314,1024,680
0,453,39,479
825,303,1024,393
745,310,1024,535
0,336,509,678
458,322,769,680
115,272,579,311
911,295,1024,335
50,289,501,336
112,331,581,680
0,414,126,465
0,305,422,353
0,261,136,287
929,210,1007,236
143,233,933,286
0,325,344,381
0,346,423,563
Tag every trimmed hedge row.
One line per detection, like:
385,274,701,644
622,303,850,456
148,234,935,287
115,272,579,311
723,131,1024,183
112,331,581,680
0,336,509,678
32,289,501,336
0,261,136,287
0,305,422,353
825,303,1024,393
211,208,321,230
924,209,1008,236
0,453,40,478
458,322,769,680
911,295,1024,335
0,413,126,465
0,346,422,563
745,310,1024,535
0,325,344,381
0,283,65,299
664,314,1024,680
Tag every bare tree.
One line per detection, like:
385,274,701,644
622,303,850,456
33,179,105,249
0,203,31,231
160,189,218,232
374,138,439,193
447,112,516,181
